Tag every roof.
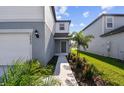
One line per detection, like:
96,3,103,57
51,6,71,23
82,14,124,31
54,33,69,37
100,26,124,37
56,20,71,24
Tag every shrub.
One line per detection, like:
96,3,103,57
1,59,60,86
82,64,98,80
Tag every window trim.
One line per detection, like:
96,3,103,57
59,23,65,30
106,16,114,29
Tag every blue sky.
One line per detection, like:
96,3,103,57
55,6,124,32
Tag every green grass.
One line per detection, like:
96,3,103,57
72,50,124,85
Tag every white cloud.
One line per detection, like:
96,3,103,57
80,23,85,27
70,23,74,27
55,6,69,17
99,6,113,16
56,16,62,19
83,11,90,18
98,11,107,16
101,6,113,10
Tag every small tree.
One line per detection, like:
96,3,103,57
69,31,94,58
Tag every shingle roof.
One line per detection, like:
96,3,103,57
100,26,124,37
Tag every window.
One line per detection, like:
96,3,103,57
106,17,114,29
59,24,65,30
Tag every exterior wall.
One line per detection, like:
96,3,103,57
83,15,124,60
55,39,69,53
0,6,70,66
0,6,44,22
44,24,55,65
44,7,56,65
55,22,70,33
0,22,46,64
103,32,124,60
83,17,108,56
45,7,55,33
104,16,124,33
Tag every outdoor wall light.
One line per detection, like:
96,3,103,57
35,30,39,38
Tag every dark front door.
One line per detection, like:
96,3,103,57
61,41,66,53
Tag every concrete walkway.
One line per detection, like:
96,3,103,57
54,55,78,86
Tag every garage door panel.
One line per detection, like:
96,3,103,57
0,33,32,65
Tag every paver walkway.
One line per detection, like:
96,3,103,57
54,55,78,86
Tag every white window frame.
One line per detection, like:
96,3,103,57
59,23,65,30
106,16,114,29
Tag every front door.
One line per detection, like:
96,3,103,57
61,41,66,53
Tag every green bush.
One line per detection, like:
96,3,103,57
82,64,99,80
1,59,60,86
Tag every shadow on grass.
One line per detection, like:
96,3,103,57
79,51,124,70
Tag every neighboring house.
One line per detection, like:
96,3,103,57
82,14,124,60
0,6,71,66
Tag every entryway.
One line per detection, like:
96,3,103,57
61,41,66,53
54,39,69,56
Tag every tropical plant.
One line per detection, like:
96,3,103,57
69,31,94,58
0,59,60,86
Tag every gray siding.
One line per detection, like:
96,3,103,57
104,16,124,33
83,17,107,55
0,22,46,64
83,15,124,60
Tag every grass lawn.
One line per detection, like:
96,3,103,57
72,50,124,85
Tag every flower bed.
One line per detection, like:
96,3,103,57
67,53,107,86
0,58,60,86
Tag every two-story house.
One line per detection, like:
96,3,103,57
0,6,70,66
82,14,124,60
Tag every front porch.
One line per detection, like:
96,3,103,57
54,39,70,56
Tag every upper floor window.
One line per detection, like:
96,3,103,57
106,17,114,29
59,24,65,30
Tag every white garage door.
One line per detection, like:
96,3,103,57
0,33,32,65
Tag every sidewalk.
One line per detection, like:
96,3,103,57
54,55,78,86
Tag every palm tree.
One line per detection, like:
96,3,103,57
69,31,94,58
